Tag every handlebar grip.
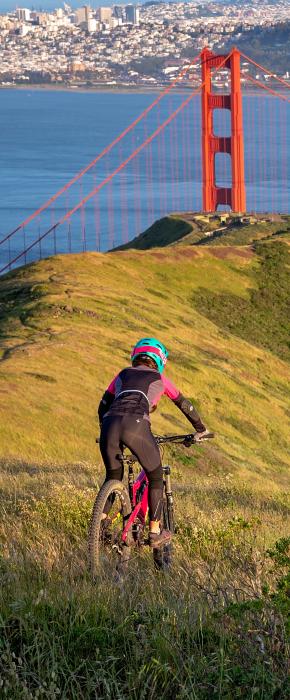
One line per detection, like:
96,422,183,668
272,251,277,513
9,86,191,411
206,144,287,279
194,432,215,441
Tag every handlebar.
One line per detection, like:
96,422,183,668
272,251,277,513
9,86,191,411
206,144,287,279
155,432,214,445
96,433,214,445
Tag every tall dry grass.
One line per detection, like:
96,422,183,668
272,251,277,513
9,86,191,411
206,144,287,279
0,246,289,697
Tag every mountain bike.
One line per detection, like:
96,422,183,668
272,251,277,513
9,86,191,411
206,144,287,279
89,432,214,577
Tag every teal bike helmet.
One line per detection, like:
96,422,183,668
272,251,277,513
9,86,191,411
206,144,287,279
131,337,169,374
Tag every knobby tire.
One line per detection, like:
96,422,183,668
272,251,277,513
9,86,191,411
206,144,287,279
88,479,132,578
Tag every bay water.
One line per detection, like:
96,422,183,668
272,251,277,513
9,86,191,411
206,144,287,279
0,88,289,268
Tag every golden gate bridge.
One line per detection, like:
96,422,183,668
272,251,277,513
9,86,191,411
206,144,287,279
0,47,289,275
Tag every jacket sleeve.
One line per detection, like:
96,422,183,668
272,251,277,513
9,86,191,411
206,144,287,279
163,376,206,432
173,393,206,432
98,376,117,424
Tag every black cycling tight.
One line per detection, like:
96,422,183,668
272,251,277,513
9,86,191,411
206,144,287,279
100,415,163,521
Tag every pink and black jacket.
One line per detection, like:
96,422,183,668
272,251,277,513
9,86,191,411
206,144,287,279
98,364,206,432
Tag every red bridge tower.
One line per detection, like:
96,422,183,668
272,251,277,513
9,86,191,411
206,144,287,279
201,47,246,212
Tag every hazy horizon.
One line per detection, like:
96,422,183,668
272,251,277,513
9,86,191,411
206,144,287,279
1,1,118,10
0,0,223,12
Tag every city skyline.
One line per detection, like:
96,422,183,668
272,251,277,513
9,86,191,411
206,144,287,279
1,0,137,10
1,0,289,88
1,1,136,11
2,0,280,13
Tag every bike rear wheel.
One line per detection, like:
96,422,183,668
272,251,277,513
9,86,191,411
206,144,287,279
88,479,132,578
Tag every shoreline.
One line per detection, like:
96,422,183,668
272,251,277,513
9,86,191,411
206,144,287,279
0,83,192,95
0,83,281,96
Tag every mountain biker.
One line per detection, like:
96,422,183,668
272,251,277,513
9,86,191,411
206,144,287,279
98,337,209,548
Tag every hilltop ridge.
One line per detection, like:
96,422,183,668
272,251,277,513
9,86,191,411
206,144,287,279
114,212,290,251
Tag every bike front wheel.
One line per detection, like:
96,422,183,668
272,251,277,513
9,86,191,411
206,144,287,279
88,479,132,578
153,495,175,571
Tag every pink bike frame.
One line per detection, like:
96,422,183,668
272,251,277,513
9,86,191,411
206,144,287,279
121,469,148,543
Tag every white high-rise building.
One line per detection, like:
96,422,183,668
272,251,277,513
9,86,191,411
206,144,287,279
16,8,31,22
109,16,119,29
86,18,97,32
19,24,31,35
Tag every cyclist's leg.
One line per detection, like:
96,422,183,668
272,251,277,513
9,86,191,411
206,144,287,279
99,416,124,516
120,417,171,545
100,415,124,482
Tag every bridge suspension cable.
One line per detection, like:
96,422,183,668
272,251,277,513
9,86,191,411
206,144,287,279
0,52,232,274
0,52,201,247
242,72,290,104
240,51,290,91
1,48,289,275
0,85,204,273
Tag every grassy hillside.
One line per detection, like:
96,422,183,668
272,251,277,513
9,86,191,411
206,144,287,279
114,215,194,250
115,214,290,251
194,240,290,362
0,244,290,698
200,218,290,248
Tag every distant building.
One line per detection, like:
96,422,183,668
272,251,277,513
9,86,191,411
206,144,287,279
16,8,31,22
19,24,31,36
70,60,86,73
125,5,139,25
162,66,180,75
113,5,123,21
36,13,49,26
109,17,119,29
99,7,112,22
75,6,91,26
86,18,97,32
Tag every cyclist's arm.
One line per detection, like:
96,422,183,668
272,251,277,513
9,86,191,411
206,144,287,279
98,376,117,424
163,377,206,432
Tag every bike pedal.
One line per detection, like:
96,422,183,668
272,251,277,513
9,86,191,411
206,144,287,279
112,544,123,556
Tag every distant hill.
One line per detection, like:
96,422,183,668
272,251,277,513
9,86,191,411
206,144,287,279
221,21,290,75
114,213,290,251
114,215,194,250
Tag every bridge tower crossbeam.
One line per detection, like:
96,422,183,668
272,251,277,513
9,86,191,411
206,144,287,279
201,47,246,212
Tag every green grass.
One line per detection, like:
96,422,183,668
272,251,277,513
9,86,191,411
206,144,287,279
0,243,290,698
200,218,290,247
114,215,194,250
113,214,290,251
193,241,290,362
